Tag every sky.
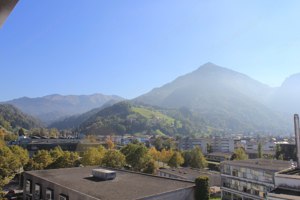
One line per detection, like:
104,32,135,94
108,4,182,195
1,0,300,101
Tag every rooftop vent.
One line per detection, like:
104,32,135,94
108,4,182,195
92,169,116,181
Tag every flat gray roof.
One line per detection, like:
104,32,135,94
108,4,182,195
221,159,293,172
25,166,194,200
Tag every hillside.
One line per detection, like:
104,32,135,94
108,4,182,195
0,104,42,130
6,93,124,124
49,99,120,130
135,62,290,133
78,101,189,136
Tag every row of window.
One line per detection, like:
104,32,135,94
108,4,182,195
25,179,68,200
222,178,270,198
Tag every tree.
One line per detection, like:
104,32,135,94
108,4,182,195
81,146,106,166
206,143,212,153
153,137,163,151
182,150,192,167
0,146,22,186
10,145,29,166
195,176,210,200
232,148,248,160
190,147,207,169
258,142,263,158
51,151,79,168
142,159,158,174
275,144,283,160
148,147,160,161
30,150,53,170
102,150,125,168
49,128,59,138
106,138,115,150
121,143,150,171
49,146,64,161
168,151,184,168
160,149,173,167
18,128,25,136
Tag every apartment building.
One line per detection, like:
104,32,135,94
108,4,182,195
212,137,235,153
220,159,293,200
179,137,209,153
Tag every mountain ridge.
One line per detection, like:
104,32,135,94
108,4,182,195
5,93,125,125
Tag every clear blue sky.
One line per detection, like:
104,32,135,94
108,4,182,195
1,0,300,101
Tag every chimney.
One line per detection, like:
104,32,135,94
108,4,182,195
294,114,300,168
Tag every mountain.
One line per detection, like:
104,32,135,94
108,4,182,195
0,104,42,130
49,99,121,130
134,62,290,133
5,94,124,125
78,101,190,136
267,73,300,115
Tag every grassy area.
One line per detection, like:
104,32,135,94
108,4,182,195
132,107,176,125
209,197,221,200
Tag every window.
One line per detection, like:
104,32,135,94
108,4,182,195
46,188,54,200
59,194,68,200
25,179,32,193
34,184,41,200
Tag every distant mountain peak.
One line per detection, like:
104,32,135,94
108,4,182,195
281,73,300,88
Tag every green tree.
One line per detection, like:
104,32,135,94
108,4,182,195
0,146,22,186
232,148,248,160
190,147,207,169
49,146,64,161
142,159,158,174
102,149,125,168
18,128,25,136
51,151,79,168
153,137,163,151
275,144,283,160
81,146,106,166
10,145,29,166
168,151,184,168
121,143,150,171
182,150,192,167
206,143,212,153
195,176,210,200
30,150,53,170
258,142,263,158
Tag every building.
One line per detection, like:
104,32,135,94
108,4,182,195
178,137,209,153
267,114,300,200
158,167,221,187
220,159,293,200
23,166,196,200
267,168,300,200
211,137,234,153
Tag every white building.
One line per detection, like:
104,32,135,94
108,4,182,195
220,159,293,200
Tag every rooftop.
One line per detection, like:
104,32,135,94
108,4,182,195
279,168,300,176
158,167,221,186
221,159,293,172
25,167,195,200
268,188,300,200
206,152,232,157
